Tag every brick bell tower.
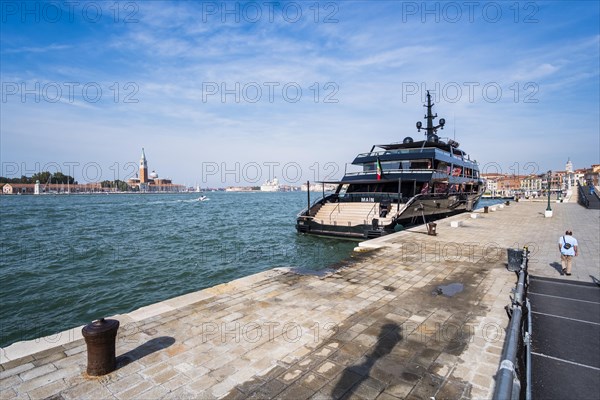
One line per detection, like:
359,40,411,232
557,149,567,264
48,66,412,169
139,148,148,183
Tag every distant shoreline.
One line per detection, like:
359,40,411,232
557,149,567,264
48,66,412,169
0,190,316,196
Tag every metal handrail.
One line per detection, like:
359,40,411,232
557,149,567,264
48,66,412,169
297,193,338,218
493,247,529,400
578,182,590,208
354,146,478,165
365,203,377,223
344,168,481,179
328,202,340,222
525,297,532,400
344,168,436,177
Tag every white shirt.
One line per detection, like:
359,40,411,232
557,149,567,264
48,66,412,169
559,235,578,256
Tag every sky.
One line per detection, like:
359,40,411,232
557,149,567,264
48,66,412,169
1,0,599,187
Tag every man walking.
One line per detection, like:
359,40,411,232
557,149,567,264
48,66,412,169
558,230,578,276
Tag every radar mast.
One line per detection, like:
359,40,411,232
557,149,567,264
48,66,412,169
416,91,445,142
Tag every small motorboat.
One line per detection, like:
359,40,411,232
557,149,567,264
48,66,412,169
197,195,209,201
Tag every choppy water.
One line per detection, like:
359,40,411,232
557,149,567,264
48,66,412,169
0,192,357,348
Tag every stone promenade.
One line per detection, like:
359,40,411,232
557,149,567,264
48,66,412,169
1,201,599,400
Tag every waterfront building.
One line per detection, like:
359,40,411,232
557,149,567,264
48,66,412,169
225,186,257,192
140,148,148,183
482,174,501,196
127,148,185,192
498,175,525,197
562,158,576,192
2,183,36,194
541,171,562,197
1,183,102,194
583,164,600,186
301,182,338,192
260,178,281,192
521,174,543,197
574,168,586,183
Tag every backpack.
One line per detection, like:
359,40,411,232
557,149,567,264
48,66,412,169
563,236,572,250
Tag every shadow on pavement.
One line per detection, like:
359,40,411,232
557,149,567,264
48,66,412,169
116,336,175,368
331,323,401,398
549,262,564,275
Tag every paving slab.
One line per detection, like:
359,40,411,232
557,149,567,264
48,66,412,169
1,202,598,399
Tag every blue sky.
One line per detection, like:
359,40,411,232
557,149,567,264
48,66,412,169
1,1,599,187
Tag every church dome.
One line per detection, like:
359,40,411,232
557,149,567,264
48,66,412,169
149,170,159,179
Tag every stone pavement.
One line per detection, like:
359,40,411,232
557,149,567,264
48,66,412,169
1,202,598,400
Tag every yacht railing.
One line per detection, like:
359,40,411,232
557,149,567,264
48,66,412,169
297,193,339,217
328,202,340,222
365,203,377,224
356,147,449,158
345,167,481,180
355,147,477,164
345,168,436,177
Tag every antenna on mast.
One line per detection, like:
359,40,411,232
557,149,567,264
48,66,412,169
453,113,456,141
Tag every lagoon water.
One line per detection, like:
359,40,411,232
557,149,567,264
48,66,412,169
0,192,357,348
0,193,503,348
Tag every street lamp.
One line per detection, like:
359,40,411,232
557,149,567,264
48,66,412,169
545,170,553,217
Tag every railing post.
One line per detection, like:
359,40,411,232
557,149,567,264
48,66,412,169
306,180,310,216
525,298,532,400
397,178,402,212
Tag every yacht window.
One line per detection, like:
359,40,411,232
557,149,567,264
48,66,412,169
382,161,400,170
435,161,449,173
434,181,448,193
410,159,432,170
451,166,463,176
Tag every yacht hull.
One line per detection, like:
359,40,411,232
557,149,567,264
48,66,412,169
296,191,483,239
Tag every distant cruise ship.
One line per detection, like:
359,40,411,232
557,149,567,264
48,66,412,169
260,178,281,192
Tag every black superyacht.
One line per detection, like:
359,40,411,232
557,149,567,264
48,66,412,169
296,91,485,239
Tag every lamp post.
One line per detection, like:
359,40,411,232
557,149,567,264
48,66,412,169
558,174,563,201
545,170,553,217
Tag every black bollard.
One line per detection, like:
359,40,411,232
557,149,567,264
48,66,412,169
484,206,489,213
82,318,120,376
505,200,510,206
